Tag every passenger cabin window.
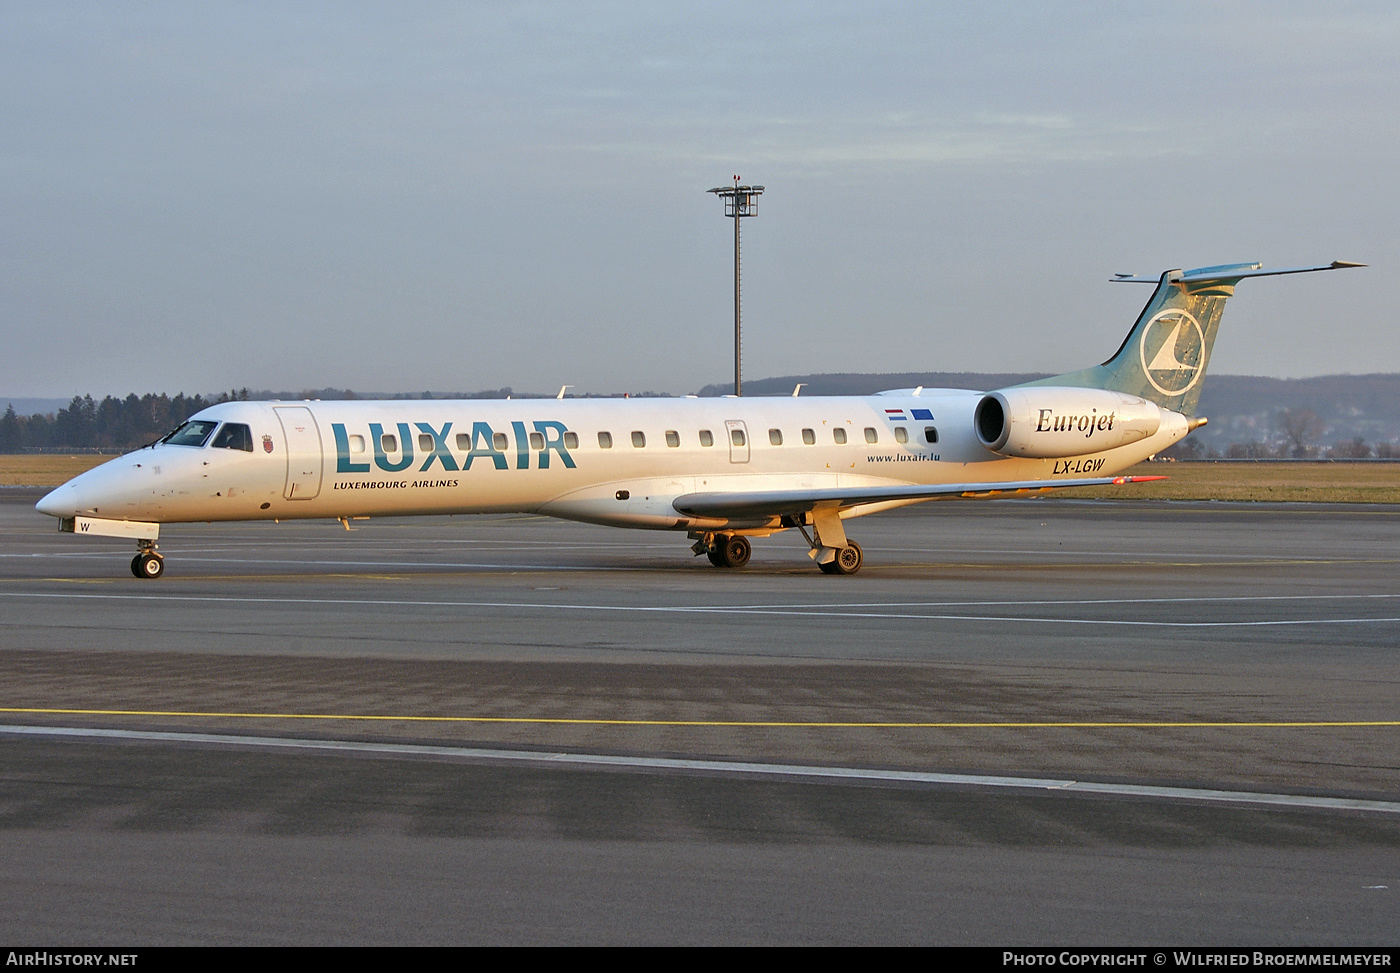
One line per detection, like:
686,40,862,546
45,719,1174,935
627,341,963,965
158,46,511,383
455,433,470,450
528,432,544,450
730,428,746,447
492,432,508,451
833,428,847,445
380,433,398,453
768,429,783,446
598,431,613,448
418,433,434,452
348,435,366,453
211,423,254,452
699,430,714,447
894,427,908,444
631,431,646,448
162,420,219,448
924,426,939,444
665,430,680,448
564,432,579,450
802,428,815,445
864,427,878,444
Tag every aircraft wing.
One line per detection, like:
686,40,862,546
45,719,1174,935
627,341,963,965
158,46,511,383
672,475,1165,519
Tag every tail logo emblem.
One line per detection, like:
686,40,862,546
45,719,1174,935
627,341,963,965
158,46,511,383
1139,309,1205,396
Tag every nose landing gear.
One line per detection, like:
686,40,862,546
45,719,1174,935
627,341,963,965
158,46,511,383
130,540,164,579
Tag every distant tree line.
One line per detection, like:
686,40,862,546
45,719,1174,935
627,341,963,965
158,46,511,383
0,390,251,452
0,385,676,453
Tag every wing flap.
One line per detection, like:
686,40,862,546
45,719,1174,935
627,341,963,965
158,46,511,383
672,476,1165,519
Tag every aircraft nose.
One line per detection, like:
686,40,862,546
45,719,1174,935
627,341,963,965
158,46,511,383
35,483,74,518
35,459,131,519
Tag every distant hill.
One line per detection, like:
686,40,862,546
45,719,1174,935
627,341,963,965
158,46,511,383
696,373,1049,397
1188,374,1400,452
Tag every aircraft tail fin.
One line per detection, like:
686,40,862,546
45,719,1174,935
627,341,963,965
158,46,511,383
1017,261,1364,417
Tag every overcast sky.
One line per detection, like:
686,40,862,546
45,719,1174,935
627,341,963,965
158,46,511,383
3,1,1395,398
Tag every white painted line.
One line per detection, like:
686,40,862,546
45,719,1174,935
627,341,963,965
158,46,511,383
3,589,1400,628
3,723,1395,816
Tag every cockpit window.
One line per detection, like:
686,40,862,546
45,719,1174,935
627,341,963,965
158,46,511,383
162,420,219,447
211,422,254,452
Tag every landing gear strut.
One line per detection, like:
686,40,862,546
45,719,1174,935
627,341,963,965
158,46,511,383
130,539,164,579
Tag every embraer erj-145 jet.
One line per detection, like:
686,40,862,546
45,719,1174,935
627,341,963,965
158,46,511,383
37,260,1362,578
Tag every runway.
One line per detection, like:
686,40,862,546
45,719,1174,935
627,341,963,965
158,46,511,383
1,491,1398,944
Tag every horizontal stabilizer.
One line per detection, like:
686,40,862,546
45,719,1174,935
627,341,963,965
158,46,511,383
673,476,1165,520
1112,260,1365,284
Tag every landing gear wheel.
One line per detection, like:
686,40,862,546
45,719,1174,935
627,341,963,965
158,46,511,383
134,553,165,579
819,542,863,576
718,534,751,569
706,545,726,567
833,542,862,575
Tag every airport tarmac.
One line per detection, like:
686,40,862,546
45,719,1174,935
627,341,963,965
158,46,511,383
1,491,1397,944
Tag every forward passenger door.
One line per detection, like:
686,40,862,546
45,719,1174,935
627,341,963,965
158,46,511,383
274,406,324,500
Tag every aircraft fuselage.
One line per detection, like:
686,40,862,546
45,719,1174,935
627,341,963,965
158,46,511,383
37,390,1186,533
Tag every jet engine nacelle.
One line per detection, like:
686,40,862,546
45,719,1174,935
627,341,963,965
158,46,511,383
974,386,1163,458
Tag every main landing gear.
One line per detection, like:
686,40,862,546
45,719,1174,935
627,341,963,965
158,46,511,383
698,533,752,569
130,539,164,579
691,524,865,575
816,540,863,576
799,508,864,576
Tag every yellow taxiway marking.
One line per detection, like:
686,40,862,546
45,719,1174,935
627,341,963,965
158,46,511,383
1,707,1396,729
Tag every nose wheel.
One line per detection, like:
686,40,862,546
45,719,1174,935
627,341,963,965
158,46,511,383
131,541,165,579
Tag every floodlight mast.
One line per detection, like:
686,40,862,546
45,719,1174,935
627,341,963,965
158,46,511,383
707,177,764,396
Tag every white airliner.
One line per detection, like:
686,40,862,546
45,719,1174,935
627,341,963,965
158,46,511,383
36,260,1362,578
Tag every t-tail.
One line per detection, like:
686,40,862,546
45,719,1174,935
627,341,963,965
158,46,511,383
1017,261,1365,418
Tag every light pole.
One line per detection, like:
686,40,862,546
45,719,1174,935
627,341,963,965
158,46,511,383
707,178,764,396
